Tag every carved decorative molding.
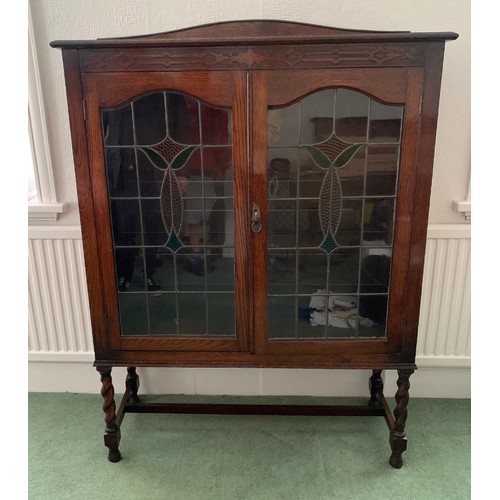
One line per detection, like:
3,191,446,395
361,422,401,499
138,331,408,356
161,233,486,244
81,43,425,73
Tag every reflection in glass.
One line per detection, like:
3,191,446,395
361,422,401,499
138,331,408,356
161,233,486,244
134,93,166,144
167,94,200,144
329,248,360,294
268,200,296,249
148,294,177,335
137,150,163,197
297,200,323,247
102,105,133,146
206,253,235,291
363,199,395,245
301,90,335,143
365,145,399,196
268,149,298,199
118,293,148,335
178,293,206,334
297,251,327,294
334,89,369,142
268,251,296,295
110,200,142,246
102,92,235,337
106,148,137,197
336,199,362,246
337,146,366,197
368,100,403,143
141,199,167,245
268,296,296,338
298,148,323,199
269,103,300,146
114,248,144,292
267,88,402,339
207,294,235,335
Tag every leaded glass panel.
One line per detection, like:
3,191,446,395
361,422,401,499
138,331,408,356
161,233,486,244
102,92,235,337
267,88,403,339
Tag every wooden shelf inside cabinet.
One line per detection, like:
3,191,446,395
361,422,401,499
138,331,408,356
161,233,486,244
52,19,457,468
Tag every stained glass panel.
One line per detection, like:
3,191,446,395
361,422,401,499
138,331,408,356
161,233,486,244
102,92,235,337
267,88,403,339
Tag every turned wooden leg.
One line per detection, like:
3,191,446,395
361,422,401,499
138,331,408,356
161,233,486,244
97,367,122,463
389,369,414,469
368,369,383,408
126,367,140,403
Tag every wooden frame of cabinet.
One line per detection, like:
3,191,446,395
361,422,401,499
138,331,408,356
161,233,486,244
52,20,457,468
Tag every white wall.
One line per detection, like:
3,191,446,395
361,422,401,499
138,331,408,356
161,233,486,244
29,0,470,226
28,0,471,397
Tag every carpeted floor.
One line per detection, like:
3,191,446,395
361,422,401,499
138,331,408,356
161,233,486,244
28,393,470,500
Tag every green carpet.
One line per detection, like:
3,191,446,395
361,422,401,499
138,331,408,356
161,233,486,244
29,393,470,500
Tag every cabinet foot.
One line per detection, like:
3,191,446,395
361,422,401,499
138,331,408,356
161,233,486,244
106,446,122,463
389,368,414,469
97,367,122,463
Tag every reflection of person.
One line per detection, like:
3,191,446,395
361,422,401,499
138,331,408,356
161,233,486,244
103,103,162,292
268,109,282,144
177,153,230,276
176,170,216,275
168,94,232,276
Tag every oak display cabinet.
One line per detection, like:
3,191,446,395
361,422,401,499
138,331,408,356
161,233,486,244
51,20,457,467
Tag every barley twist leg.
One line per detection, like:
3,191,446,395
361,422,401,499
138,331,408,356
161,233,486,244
98,367,122,463
389,369,414,468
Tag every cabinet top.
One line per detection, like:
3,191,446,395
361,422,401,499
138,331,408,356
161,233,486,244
50,19,458,49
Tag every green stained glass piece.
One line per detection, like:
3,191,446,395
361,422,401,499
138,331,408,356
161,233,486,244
170,146,198,171
165,231,183,253
140,147,169,170
321,232,337,254
304,145,332,170
332,144,363,169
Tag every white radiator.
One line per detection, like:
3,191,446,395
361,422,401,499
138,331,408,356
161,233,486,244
28,227,93,360
417,225,471,365
28,224,471,396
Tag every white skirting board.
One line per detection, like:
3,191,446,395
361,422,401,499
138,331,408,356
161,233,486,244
28,224,471,398
28,353,470,398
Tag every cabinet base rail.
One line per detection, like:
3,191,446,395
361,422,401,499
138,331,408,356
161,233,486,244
98,366,414,468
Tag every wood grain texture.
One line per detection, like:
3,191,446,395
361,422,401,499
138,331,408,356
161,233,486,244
82,72,234,108
94,350,417,370
57,21,453,371
251,71,270,356
266,68,408,106
385,67,425,360
61,49,108,359
123,402,388,417
402,43,447,357
81,75,121,353
78,43,427,73
231,71,252,352
51,19,458,49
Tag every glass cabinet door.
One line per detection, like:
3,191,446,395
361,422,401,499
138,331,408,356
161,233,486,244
83,71,249,351
266,88,402,340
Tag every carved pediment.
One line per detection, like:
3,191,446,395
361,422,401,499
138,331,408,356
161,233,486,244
51,20,458,49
